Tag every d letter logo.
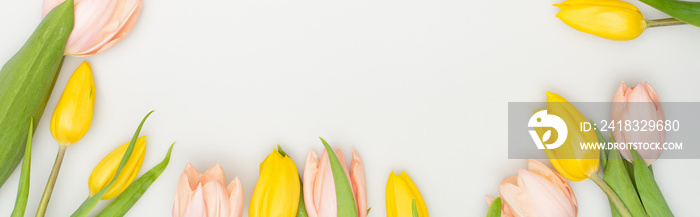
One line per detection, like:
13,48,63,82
528,110,568,150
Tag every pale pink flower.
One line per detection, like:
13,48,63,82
487,159,577,217
42,0,143,56
611,81,665,165
303,148,367,217
173,163,244,217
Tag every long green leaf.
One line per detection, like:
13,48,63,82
630,149,673,216
638,0,700,27
319,137,358,217
604,147,646,217
10,120,33,217
412,199,420,217
296,179,309,217
0,0,74,189
486,197,501,217
96,143,174,217
71,111,154,217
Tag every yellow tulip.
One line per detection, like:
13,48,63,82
249,147,300,217
555,0,646,41
536,92,599,181
50,61,95,146
88,136,147,200
386,171,428,217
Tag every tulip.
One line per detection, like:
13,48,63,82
42,0,143,56
173,163,244,217
303,148,367,217
488,159,578,217
539,92,632,217
535,91,599,182
88,136,147,200
386,171,428,217
611,82,665,165
50,61,95,146
555,0,646,40
249,147,301,217
37,61,95,216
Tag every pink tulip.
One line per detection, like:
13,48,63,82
42,0,143,56
487,159,577,217
303,148,367,217
173,163,244,217
611,82,665,165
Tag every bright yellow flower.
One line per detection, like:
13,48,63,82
536,92,600,181
386,171,428,217
249,147,300,217
88,136,147,200
50,61,95,146
555,0,646,41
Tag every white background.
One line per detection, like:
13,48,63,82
1,0,700,216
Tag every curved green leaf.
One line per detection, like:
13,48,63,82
0,0,74,189
319,137,358,217
71,111,154,217
97,143,174,217
630,149,673,216
10,120,33,217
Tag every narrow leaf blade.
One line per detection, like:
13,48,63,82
71,111,154,217
631,149,673,216
319,137,358,217
10,120,33,217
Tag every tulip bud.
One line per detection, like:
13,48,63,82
88,136,146,200
611,82,665,165
386,171,428,217
303,148,367,217
173,163,244,217
493,159,578,217
249,147,301,217
536,92,599,181
50,61,95,146
555,0,646,40
42,0,143,56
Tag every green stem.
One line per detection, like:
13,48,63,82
590,173,632,217
35,145,68,217
647,18,686,28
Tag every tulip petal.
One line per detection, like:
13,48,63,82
227,177,244,217
184,163,203,191
183,184,207,217
203,180,230,217
303,150,321,217
351,149,367,217
517,169,576,217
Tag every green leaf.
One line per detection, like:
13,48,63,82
486,197,501,217
603,147,646,217
591,120,607,168
412,199,420,217
277,144,288,157
296,179,309,217
319,137,358,217
10,119,33,217
638,0,700,27
96,143,174,217
0,0,74,189
630,149,673,216
71,111,154,217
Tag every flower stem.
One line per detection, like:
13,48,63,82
647,18,686,28
589,172,632,217
35,145,68,217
